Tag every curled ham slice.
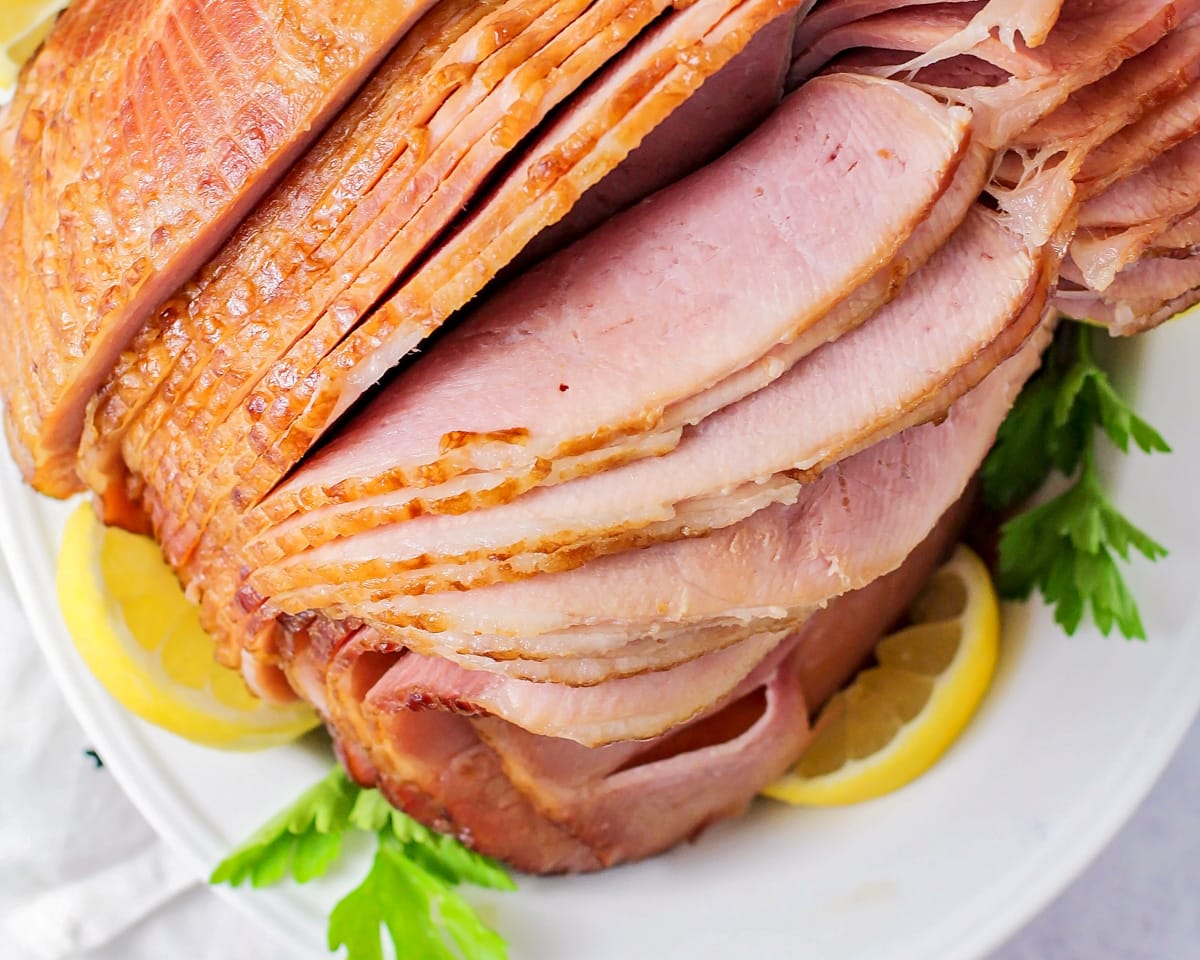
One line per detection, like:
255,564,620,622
257,323,1048,682
1056,250,1200,334
303,495,970,871
1070,134,1200,291
248,205,1041,600
253,74,972,535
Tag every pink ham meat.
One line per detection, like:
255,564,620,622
990,15,1200,233
1055,251,1200,334
1070,134,1200,292
364,628,793,746
252,74,973,533
792,0,1065,85
314,495,970,872
821,0,1200,155
1077,78,1200,201
247,205,1042,600
0,0,433,495
512,7,803,268
255,326,1048,685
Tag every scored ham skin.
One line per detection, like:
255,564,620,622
250,74,973,537
78,0,511,522
247,204,1041,601
120,0,686,555
0,0,433,496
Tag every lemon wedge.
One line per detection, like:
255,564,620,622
56,502,319,750
1,0,68,91
764,544,1000,806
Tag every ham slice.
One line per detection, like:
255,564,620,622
178,0,843,658
256,324,1047,678
792,0,1065,85
512,8,803,268
247,205,1041,600
1076,78,1200,201
0,0,432,495
363,628,792,746
332,500,965,872
117,0,688,554
1055,252,1200,334
789,2,1054,85
1070,134,1200,291
894,0,1200,150
991,16,1200,214
253,75,973,537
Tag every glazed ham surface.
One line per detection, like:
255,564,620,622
3,0,1200,873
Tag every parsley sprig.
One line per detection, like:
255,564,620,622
211,766,514,960
981,321,1170,640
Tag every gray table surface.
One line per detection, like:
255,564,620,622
990,714,1199,960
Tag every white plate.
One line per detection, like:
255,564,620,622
4,317,1199,960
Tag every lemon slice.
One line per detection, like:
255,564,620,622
56,502,319,750
1,0,68,91
764,544,1000,806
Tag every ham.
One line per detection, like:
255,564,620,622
7,0,1200,878
792,0,1065,85
146,0,816,662
512,8,803,268
112,0,689,554
363,628,792,746
252,75,973,537
0,0,433,495
991,16,1200,222
1056,252,1200,333
256,325,1048,675
247,205,1041,600
1076,78,1200,201
326,498,969,872
1070,134,1200,291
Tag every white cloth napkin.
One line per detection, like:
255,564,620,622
0,565,288,960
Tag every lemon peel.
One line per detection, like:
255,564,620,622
765,545,999,806
56,502,318,750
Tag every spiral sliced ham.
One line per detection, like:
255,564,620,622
7,0,1200,877
0,0,432,495
248,205,1040,600
159,0,815,657
251,75,973,539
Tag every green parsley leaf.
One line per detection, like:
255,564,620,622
980,362,1066,510
211,765,513,960
328,833,508,960
209,765,357,887
984,321,1170,640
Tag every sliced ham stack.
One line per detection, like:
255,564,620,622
2,0,1198,872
